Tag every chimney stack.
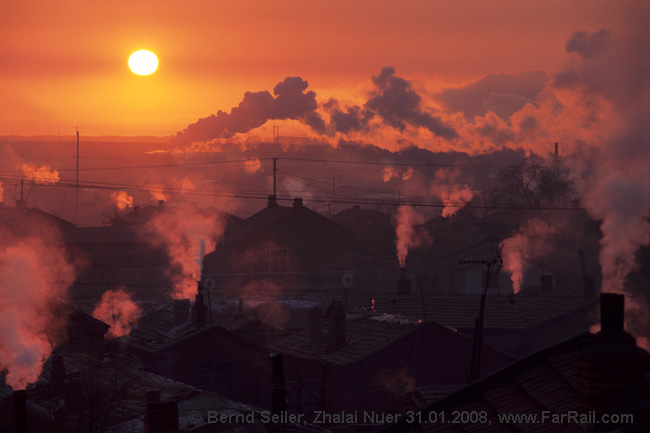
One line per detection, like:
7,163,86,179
325,300,346,350
173,299,190,325
13,390,27,433
293,197,303,208
599,293,624,333
270,353,287,416
397,267,412,294
145,400,179,433
190,282,208,327
158,200,165,207
268,194,278,207
576,293,648,412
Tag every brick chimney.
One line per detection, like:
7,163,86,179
270,353,287,416
396,267,412,294
173,299,190,325
190,282,208,327
324,300,346,350
145,400,179,433
576,293,648,412
268,194,278,207
293,197,303,208
13,390,27,433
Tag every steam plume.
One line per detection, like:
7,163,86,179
394,205,430,267
0,236,75,390
92,289,142,339
110,191,133,210
20,163,59,185
429,169,474,217
500,218,559,293
144,205,226,298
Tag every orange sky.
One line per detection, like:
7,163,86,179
0,0,639,136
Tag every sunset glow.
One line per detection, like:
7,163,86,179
0,2,649,419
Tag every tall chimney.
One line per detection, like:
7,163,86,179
173,299,190,325
145,400,179,433
576,293,647,412
268,194,278,207
293,197,303,208
50,354,65,395
325,300,346,350
308,306,323,345
13,390,27,433
270,353,287,416
190,282,208,327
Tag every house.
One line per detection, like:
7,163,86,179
268,305,513,421
64,201,242,301
0,200,76,240
121,296,513,424
202,196,355,292
0,350,276,433
343,289,598,357
371,293,650,432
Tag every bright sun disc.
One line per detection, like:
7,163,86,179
128,50,158,76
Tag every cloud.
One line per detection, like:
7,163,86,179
566,29,611,59
436,71,548,121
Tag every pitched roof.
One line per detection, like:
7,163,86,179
269,313,423,366
224,203,353,243
372,332,650,432
0,350,264,433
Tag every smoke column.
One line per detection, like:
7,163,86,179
394,205,429,267
144,205,227,299
110,191,134,210
0,237,75,390
500,218,559,293
92,289,142,339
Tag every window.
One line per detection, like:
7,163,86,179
269,248,289,273
196,362,230,396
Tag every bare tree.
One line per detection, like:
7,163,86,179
497,157,576,207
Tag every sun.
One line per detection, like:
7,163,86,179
128,50,158,76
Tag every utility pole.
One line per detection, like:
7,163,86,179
76,127,80,213
460,246,503,382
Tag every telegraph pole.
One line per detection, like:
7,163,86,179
460,246,503,382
